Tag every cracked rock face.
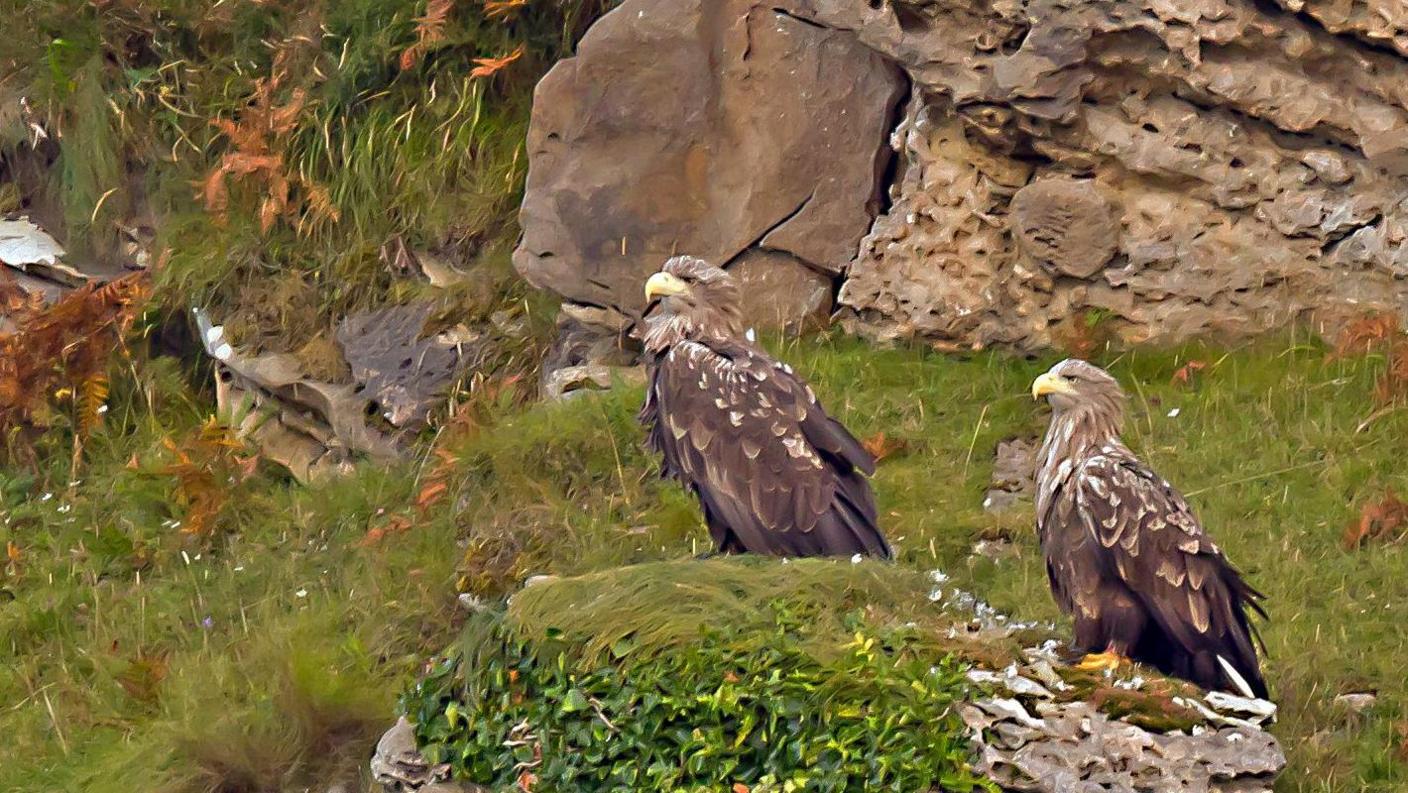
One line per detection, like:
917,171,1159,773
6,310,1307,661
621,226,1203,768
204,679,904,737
520,0,1408,356
513,0,905,328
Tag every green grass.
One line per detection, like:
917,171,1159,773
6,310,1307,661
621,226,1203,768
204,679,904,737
1,0,612,346
2,331,1408,791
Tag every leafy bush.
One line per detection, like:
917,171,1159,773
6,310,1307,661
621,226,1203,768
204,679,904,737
402,561,996,792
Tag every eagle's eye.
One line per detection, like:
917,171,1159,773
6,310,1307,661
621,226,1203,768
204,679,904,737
1062,373,1078,382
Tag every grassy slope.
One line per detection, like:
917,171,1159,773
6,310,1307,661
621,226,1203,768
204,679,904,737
1,332,1406,791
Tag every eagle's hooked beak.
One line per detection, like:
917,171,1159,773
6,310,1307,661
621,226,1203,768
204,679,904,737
1031,372,1074,401
645,271,688,301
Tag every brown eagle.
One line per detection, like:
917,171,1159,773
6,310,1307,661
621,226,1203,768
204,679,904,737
638,256,891,559
1031,359,1268,698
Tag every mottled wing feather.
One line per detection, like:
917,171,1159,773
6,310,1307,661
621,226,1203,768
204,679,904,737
1036,480,1109,627
642,339,887,557
1073,453,1266,694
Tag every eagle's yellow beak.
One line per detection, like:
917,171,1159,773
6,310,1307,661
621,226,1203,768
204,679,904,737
1031,372,1074,400
645,271,687,301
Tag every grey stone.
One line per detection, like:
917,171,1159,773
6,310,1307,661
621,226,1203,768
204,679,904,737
369,717,450,792
982,489,1023,514
729,249,833,332
542,363,646,401
1334,692,1378,713
337,303,477,431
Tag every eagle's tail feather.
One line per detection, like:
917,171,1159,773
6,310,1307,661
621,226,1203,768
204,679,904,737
1216,655,1257,699
820,474,892,560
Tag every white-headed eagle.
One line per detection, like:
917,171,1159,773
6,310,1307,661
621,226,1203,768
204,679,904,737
1032,359,1267,698
638,256,892,559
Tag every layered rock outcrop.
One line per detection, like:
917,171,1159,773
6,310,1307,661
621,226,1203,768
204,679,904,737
518,0,1408,357
826,0,1408,349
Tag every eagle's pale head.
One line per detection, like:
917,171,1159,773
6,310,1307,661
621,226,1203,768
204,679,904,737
1031,358,1126,422
641,256,745,351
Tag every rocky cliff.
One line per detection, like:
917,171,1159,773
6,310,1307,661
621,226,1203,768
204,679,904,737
517,0,1408,365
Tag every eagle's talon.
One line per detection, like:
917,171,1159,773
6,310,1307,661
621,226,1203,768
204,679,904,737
1075,650,1128,673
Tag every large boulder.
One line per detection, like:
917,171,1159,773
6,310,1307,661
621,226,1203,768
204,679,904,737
513,0,905,328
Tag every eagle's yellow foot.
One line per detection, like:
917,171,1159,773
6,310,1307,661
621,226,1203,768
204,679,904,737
1076,650,1128,673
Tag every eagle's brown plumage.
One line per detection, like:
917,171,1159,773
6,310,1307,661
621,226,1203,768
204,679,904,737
1033,359,1268,698
638,256,891,559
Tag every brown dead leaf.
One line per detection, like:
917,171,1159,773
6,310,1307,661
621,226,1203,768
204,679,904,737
861,431,909,463
200,169,230,220
1170,360,1207,388
358,513,414,547
266,88,307,137
1334,314,1400,360
470,44,524,79
516,770,537,792
732,785,750,793
416,480,449,511
0,269,43,315
1343,489,1408,549
116,651,169,705
6,541,20,564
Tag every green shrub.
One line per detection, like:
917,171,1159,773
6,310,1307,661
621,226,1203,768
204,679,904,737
402,561,996,793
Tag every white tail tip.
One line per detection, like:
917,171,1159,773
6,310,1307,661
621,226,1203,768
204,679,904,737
1217,654,1256,699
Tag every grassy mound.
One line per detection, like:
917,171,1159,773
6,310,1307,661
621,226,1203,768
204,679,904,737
404,559,996,792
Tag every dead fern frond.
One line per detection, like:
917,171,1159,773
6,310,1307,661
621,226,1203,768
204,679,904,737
469,44,524,80
79,373,110,436
484,0,528,21
1344,489,1408,549
1331,313,1408,404
0,272,150,462
153,418,250,537
202,72,327,234
400,0,455,71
